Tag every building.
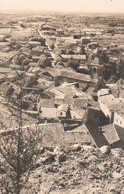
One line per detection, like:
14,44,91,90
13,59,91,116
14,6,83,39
90,57,104,79
61,54,86,64
57,104,71,119
31,46,44,56
56,69,95,88
39,107,59,123
102,124,124,149
65,124,95,145
98,93,124,127
81,37,91,44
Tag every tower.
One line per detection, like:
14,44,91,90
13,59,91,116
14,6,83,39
90,57,104,79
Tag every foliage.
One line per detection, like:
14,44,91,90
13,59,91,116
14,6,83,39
118,59,124,79
38,54,51,68
0,127,41,193
0,70,42,193
67,59,79,71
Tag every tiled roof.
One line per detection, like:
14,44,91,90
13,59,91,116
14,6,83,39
58,104,68,112
73,98,87,109
64,92,75,105
43,67,60,77
61,54,86,60
60,69,91,82
102,124,119,144
0,73,6,80
39,98,55,108
40,107,57,119
102,124,124,144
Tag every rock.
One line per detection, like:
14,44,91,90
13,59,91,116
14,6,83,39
100,145,110,154
87,155,97,163
83,145,94,151
112,171,122,179
58,153,66,163
54,145,62,154
72,144,82,152
111,148,122,158
42,154,55,164
45,166,59,173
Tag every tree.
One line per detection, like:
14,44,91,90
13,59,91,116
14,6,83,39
103,62,118,82
38,54,51,68
67,59,79,71
118,59,124,79
0,69,43,193
98,50,109,64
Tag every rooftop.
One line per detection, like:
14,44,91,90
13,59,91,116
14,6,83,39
61,54,86,60
102,124,124,145
40,107,57,119
60,69,91,82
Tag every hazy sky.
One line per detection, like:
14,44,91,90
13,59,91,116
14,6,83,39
0,0,124,13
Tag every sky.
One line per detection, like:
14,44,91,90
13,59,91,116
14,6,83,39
0,0,124,13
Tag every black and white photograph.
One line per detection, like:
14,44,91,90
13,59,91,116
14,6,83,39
0,0,124,193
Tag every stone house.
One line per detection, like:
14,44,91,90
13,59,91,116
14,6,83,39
102,124,124,149
98,94,124,127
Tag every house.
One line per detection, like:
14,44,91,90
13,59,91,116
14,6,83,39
110,83,124,98
56,69,94,87
81,37,91,44
32,56,41,63
28,62,39,67
88,41,98,49
73,34,82,39
57,82,78,93
42,67,60,81
31,46,44,56
98,94,124,127
56,29,64,36
0,67,11,74
23,73,37,87
86,106,100,125
5,71,18,82
64,91,75,105
39,107,58,123
38,98,55,111
65,124,95,145
28,41,41,49
37,123,65,147
57,104,71,118
61,54,86,63
31,67,42,75
97,88,110,97
65,39,82,47
37,78,54,90
73,98,88,110
102,124,124,149
50,88,65,105
70,109,85,120
0,73,6,83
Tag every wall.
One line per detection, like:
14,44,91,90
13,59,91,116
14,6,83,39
114,112,124,128
57,110,66,118
87,107,100,125
65,129,94,145
98,99,112,123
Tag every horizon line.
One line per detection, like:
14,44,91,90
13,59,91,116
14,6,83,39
0,10,124,15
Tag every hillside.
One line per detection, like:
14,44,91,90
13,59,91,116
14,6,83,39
22,144,124,194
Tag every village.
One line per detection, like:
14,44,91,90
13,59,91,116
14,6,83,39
0,11,124,194
0,13,124,150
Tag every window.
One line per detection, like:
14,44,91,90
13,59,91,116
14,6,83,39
120,121,122,125
93,68,96,73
